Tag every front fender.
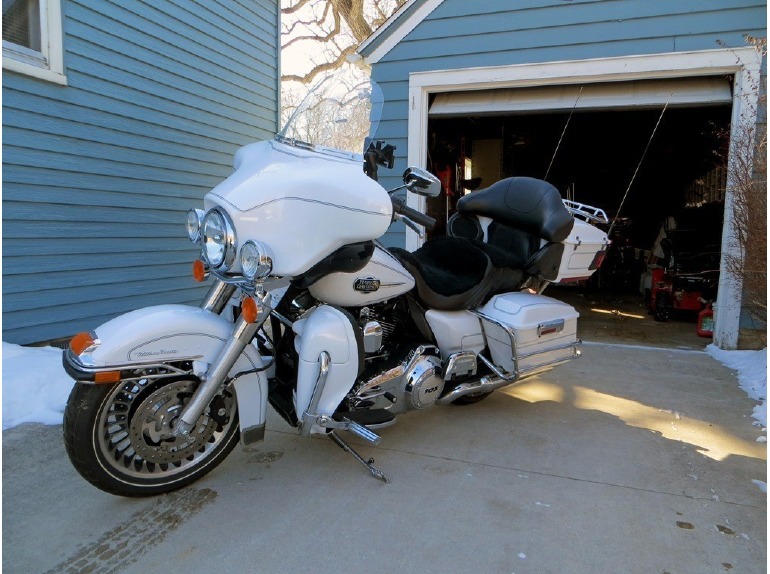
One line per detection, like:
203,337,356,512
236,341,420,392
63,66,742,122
65,304,269,446
72,304,239,368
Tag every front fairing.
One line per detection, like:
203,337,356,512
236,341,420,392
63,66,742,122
204,139,392,278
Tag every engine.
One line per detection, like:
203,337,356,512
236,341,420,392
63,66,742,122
348,344,445,415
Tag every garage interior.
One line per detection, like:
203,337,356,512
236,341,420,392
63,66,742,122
425,77,733,347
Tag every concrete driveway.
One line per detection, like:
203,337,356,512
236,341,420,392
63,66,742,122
3,343,766,574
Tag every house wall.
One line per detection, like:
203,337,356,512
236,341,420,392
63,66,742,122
2,0,280,344
365,0,766,247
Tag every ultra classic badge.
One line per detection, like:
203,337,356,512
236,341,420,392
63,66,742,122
354,277,381,293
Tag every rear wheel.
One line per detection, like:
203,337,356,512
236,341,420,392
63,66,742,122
451,391,492,405
64,372,239,497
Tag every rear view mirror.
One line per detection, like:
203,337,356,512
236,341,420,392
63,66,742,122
403,167,442,198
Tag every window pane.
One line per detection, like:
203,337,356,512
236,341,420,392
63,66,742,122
3,0,41,52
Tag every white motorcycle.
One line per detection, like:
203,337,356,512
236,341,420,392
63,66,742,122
63,79,609,496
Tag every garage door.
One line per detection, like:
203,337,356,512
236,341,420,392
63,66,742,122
429,76,732,116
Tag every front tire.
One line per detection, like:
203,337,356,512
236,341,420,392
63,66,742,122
64,374,240,497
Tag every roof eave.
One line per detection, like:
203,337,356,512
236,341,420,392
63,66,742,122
357,0,444,64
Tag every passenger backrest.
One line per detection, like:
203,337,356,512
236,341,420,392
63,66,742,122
450,177,573,282
456,177,574,242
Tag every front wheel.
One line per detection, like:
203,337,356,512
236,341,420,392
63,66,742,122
64,373,240,497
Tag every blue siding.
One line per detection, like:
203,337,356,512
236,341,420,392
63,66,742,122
365,0,766,248
2,0,280,344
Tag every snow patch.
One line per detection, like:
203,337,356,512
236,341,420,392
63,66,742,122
706,344,767,428
2,342,75,430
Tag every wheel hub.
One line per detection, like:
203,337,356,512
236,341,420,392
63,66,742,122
127,380,219,465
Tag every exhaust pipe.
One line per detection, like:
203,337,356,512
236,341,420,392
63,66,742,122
435,375,509,405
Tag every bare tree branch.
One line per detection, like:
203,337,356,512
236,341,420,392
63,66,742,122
281,0,408,84
282,7,340,50
281,2,332,37
281,0,314,15
281,45,359,84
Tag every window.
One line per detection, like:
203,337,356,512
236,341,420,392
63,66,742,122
3,0,66,84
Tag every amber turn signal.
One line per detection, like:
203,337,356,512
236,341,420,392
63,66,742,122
241,297,259,323
192,259,208,282
94,371,121,384
70,332,95,356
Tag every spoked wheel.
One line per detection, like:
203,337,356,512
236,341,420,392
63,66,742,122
64,371,240,497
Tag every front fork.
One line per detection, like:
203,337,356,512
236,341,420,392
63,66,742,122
201,279,238,314
173,280,270,438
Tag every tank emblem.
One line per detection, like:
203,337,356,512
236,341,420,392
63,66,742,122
355,277,381,293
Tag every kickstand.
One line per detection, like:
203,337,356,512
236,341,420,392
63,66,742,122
329,431,391,484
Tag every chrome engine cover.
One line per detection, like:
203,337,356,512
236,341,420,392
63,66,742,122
349,345,445,414
404,354,444,409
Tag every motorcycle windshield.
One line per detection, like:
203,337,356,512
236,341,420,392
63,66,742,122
276,75,384,158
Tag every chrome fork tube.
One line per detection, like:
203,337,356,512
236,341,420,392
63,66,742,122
201,280,237,314
174,291,269,437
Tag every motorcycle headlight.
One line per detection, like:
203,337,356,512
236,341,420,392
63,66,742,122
201,209,236,269
186,209,204,243
240,241,273,280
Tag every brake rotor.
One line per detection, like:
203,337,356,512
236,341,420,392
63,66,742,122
128,380,219,465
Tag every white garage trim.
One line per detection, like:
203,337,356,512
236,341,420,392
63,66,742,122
428,76,732,116
406,47,762,349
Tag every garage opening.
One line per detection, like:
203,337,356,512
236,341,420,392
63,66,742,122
425,78,733,345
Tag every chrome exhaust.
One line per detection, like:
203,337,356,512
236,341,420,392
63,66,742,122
435,375,509,405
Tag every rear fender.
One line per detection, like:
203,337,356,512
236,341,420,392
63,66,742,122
65,304,269,446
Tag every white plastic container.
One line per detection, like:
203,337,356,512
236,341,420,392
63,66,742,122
555,219,609,283
478,292,579,375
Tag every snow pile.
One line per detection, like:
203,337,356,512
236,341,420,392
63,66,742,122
706,344,767,429
2,342,75,430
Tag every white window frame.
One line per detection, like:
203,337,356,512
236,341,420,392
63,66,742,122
3,0,66,85
406,48,762,349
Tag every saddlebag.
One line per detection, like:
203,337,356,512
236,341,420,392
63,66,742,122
478,293,579,377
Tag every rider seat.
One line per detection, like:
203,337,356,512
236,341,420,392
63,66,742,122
390,236,522,311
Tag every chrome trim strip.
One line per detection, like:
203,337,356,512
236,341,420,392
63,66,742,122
516,341,580,361
65,348,202,375
537,318,565,337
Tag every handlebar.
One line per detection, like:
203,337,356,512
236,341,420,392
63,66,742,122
391,196,436,230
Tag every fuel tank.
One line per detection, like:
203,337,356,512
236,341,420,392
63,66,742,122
308,244,415,306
